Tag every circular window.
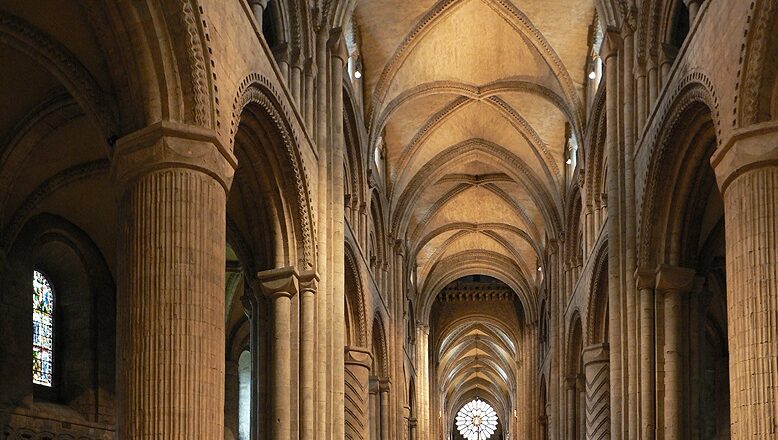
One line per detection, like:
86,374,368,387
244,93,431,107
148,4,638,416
455,398,498,440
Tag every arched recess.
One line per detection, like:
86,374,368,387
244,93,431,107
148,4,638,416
638,77,719,267
638,72,730,437
585,239,609,346
1,213,115,422
565,313,584,440
230,76,315,271
371,313,390,379
345,243,369,348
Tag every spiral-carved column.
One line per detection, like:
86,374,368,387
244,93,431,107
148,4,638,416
344,347,372,440
713,124,778,439
584,343,610,440
113,122,236,438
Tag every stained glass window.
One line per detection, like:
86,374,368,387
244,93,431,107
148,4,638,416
33,270,54,387
456,399,498,440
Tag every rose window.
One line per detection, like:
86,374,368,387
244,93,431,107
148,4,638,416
455,398,498,440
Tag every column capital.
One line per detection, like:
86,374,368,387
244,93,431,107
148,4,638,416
257,266,300,299
304,57,317,77
600,27,622,61
635,268,656,290
112,121,237,192
660,43,679,65
273,41,291,64
248,0,269,7
299,269,319,295
327,28,349,62
712,121,778,193
655,264,696,293
379,377,391,391
344,346,373,368
394,239,406,256
582,342,609,365
369,376,380,394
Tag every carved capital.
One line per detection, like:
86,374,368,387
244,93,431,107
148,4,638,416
379,377,391,392
328,28,348,62
299,269,319,296
304,57,317,77
394,239,405,256
712,121,778,193
635,268,655,290
660,43,679,66
655,264,696,293
345,346,373,369
112,121,237,193
600,27,622,61
257,266,300,299
273,42,291,64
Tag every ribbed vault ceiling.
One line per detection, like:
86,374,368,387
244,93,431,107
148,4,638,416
354,0,596,426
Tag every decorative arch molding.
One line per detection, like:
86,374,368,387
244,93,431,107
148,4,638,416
365,0,584,133
0,160,110,251
584,236,609,345
345,242,369,348
371,312,391,378
0,11,118,139
232,74,316,269
637,72,719,266
565,310,584,375
735,0,778,127
563,186,584,264
418,250,536,324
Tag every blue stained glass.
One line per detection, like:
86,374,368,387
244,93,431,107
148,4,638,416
33,270,54,386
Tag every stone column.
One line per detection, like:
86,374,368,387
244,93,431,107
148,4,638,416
274,43,291,83
647,56,658,109
683,0,703,23
659,44,678,87
635,63,647,132
370,378,380,440
379,379,391,440
291,48,303,108
416,325,430,440
345,347,373,440
249,0,269,30
656,265,696,440
636,269,656,440
583,343,610,440
113,122,236,438
304,58,316,130
565,377,577,439
300,272,319,440
314,27,330,440
257,267,301,440
601,28,623,439
711,124,778,438
329,28,349,440
409,417,418,440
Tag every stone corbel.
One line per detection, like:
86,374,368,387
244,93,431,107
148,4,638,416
635,268,655,291
257,266,300,299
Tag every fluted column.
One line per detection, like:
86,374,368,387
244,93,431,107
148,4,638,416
712,124,778,438
584,344,610,440
636,269,656,440
257,267,301,440
379,379,391,440
301,272,319,440
601,28,623,439
113,122,236,438
345,347,373,440
656,265,696,440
